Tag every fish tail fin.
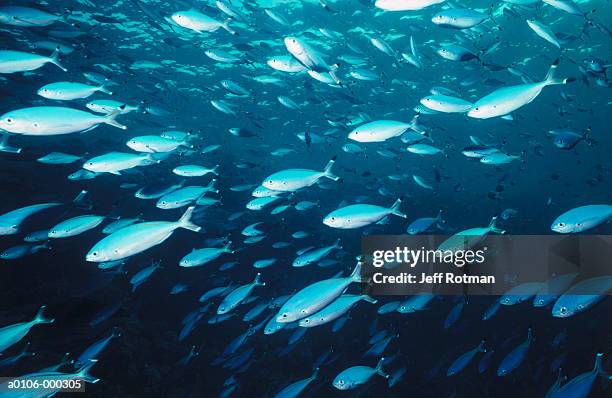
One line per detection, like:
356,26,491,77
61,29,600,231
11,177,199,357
0,133,22,154
102,109,127,130
592,352,610,378
311,367,319,380
437,210,445,223
362,295,378,304
75,360,100,384
111,326,122,338
223,241,234,254
488,216,506,234
206,178,219,194
253,272,265,287
212,164,220,175
544,59,574,85
34,305,54,324
376,357,390,378
527,328,533,342
390,198,407,218
350,262,363,282
329,67,342,85
178,206,201,232
50,47,68,72
323,156,340,181
334,238,342,249
222,19,237,35
149,153,170,163
488,4,500,28
72,189,88,204
98,85,113,95
477,340,487,353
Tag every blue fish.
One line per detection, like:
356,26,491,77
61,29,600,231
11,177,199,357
497,328,533,376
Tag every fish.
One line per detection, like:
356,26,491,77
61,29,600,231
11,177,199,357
397,294,435,314
438,216,505,251
0,306,54,353
500,282,545,305
87,100,140,114
273,368,318,398
332,357,389,390
533,273,579,307
37,152,82,164
0,49,66,73
447,340,486,376
76,327,121,366
170,9,235,35
292,239,341,267
0,107,126,135
299,294,377,327
127,135,192,153
86,207,201,262
348,119,421,143
0,360,99,393
130,261,162,292
48,215,105,238
37,81,112,100
548,352,610,398
420,94,473,113
0,6,60,27
180,242,233,267
551,276,612,317
284,37,339,83
431,8,489,29
497,328,532,376
217,273,265,314
1,242,51,260
527,19,561,48
263,157,339,192
323,199,406,229
550,205,612,233
548,129,588,149
468,59,573,119
375,0,445,11
276,262,362,323
173,164,219,177
407,210,444,234
83,152,162,175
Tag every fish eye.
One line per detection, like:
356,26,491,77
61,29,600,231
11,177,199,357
560,306,567,313
474,107,479,111
92,251,98,256
338,380,345,385
5,118,13,124
281,313,288,318
303,319,310,323
557,222,565,227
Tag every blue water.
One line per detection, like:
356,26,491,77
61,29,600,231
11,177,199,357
0,0,611,397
